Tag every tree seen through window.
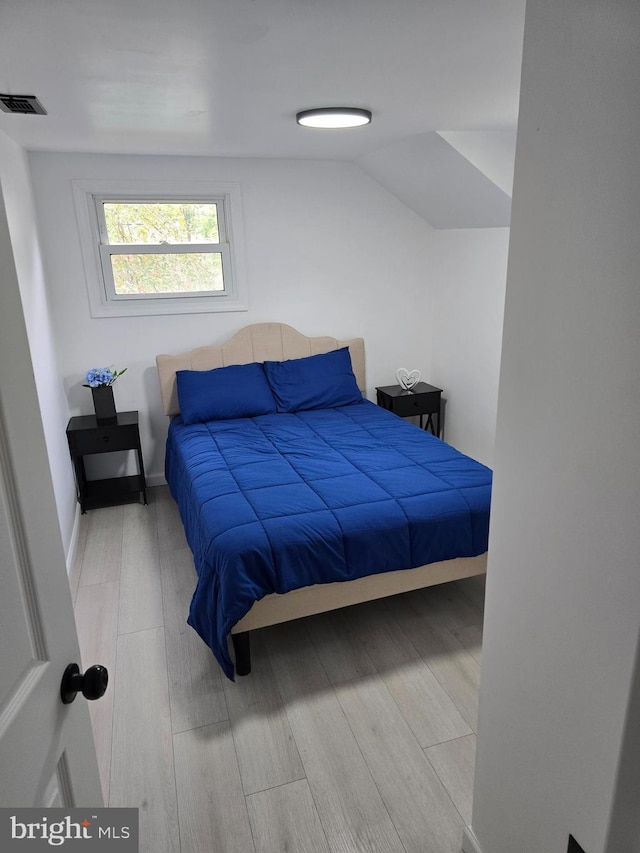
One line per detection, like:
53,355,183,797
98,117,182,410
103,203,224,295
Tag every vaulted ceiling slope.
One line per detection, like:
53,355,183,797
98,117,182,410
0,0,524,228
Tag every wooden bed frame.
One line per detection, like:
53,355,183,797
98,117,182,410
156,322,487,673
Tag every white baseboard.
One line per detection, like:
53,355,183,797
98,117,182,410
65,502,81,576
462,826,483,853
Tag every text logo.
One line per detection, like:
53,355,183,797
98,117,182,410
1,809,138,851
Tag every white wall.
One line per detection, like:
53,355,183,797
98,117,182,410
468,2,640,852
428,228,509,467
28,152,437,547
0,130,77,562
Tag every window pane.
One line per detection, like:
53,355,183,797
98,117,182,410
104,203,219,245
110,253,224,295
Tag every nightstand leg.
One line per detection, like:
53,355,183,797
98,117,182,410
136,446,148,505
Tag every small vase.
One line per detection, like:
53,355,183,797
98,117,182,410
91,385,117,424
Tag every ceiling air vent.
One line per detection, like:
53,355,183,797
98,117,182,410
0,94,47,115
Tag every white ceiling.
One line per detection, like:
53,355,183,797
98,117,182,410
0,0,525,227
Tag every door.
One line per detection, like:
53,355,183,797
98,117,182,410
0,186,103,807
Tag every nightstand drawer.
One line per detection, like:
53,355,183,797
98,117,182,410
390,391,440,418
67,423,139,455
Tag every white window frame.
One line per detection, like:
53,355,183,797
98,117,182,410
72,180,248,317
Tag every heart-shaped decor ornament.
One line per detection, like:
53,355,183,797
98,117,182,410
396,368,421,391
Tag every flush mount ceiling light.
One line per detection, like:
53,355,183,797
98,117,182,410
296,107,372,129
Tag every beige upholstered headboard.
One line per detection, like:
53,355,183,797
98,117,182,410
156,322,366,417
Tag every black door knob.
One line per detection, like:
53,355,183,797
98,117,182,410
60,663,108,704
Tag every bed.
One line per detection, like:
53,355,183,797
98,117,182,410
156,323,491,679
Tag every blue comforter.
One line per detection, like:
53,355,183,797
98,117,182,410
166,400,491,678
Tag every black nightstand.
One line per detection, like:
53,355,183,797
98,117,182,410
376,382,443,437
66,411,148,513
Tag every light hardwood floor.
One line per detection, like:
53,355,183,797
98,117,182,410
71,486,485,853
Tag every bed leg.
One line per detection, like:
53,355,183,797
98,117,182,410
232,631,251,676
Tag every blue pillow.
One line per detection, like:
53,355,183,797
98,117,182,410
176,362,277,424
263,347,363,413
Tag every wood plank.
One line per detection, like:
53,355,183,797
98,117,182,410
425,734,476,826
110,627,179,852
74,580,118,803
409,582,483,632
349,600,472,747
266,620,406,853
223,635,304,795
160,547,227,733
449,623,483,666
454,574,487,612
335,676,466,853
305,608,377,684
246,779,330,853
78,505,123,586
173,720,255,853
118,499,164,634
154,484,188,553
387,597,481,730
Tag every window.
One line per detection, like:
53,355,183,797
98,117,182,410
73,181,247,317
99,200,227,299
